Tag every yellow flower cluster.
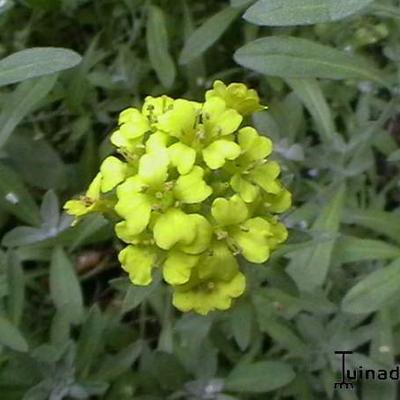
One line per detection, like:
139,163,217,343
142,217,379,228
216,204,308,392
65,81,291,315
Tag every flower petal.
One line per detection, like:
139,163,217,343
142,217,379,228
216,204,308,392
100,156,127,192
64,173,103,218
119,245,157,285
174,166,212,204
238,127,272,161
163,250,199,285
110,130,143,154
168,142,196,174
146,131,170,152
153,208,196,250
157,99,197,141
202,139,241,170
202,97,242,137
142,95,174,119
118,108,150,138
115,221,140,243
172,243,245,315
230,174,259,203
86,172,102,200
249,161,282,194
138,149,169,187
265,188,292,213
267,218,288,250
115,186,152,236
231,217,272,263
211,195,248,227
180,214,213,254
198,242,240,281
64,199,93,218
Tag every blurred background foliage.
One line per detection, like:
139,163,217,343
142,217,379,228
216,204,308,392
0,0,400,399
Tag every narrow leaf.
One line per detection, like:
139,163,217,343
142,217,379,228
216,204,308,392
234,36,386,85
225,361,295,392
337,236,400,263
180,7,240,64
95,341,143,380
6,251,25,325
286,185,345,291
244,0,374,26
76,305,106,377
286,78,336,141
344,209,400,245
50,247,84,324
0,47,81,87
0,315,28,352
0,75,57,148
146,6,176,88
342,258,400,314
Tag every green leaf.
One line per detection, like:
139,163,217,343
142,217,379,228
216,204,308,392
344,209,400,245
0,47,81,87
225,361,295,392
342,258,400,314
181,0,207,93
0,315,28,352
286,184,345,291
50,309,72,347
122,277,160,313
2,191,67,248
337,236,400,263
76,305,106,377
286,78,336,142
5,134,67,189
244,0,374,26
66,35,106,113
146,5,176,88
66,214,111,251
260,319,308,356
94,341,143,381
148,351,187,391
22,382,51,400
50,247,84,324
0,163,41,226
179,7,240,64
6,251,25,325
0,75,57,149
253,288,336,321
362,311,396,400
230,300,253,351
234,36,386,84
40,190,60,229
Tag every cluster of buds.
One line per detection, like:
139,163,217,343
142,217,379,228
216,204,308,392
65,81,291,315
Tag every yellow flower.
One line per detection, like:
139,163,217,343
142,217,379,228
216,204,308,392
64,173,103,221
212,195,287,263
171,243,246,315
119,244,159,286
206,80,265,116
64,80,291,315
157,97,243,170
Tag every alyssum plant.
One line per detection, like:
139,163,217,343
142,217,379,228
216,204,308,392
65,81,291,315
